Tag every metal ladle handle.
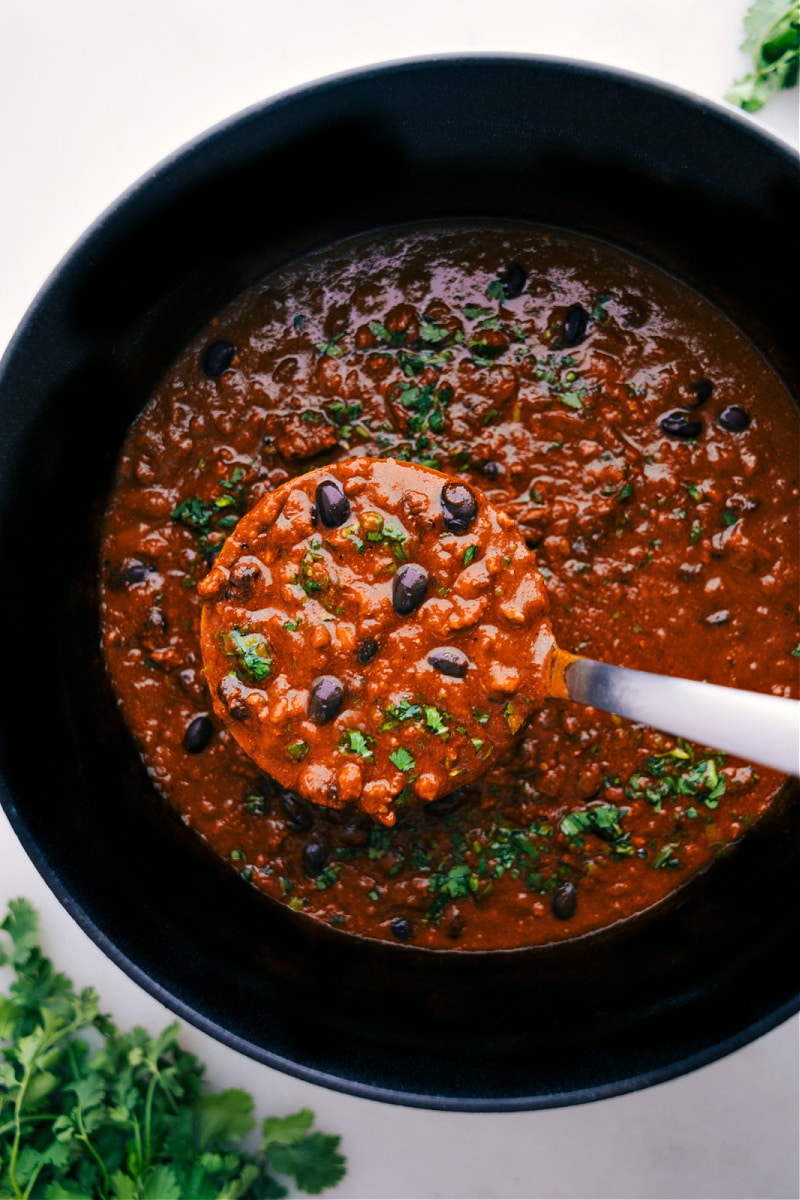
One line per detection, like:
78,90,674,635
555,653,800,776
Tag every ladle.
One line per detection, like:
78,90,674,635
198,458,799,821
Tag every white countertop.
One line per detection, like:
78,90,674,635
1,3,798,1197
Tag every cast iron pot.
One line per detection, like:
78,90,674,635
1,56,798,1111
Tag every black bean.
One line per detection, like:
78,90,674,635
500,263,527,299
390,916,413,942
109,560,153,588
302,841,330,875
563,303,589,347
392,563,429,615
356,637,379,664
202,339,236,378
480,459,503,480
281,791,313,831
717,405,750,432
551,881,578,920
690,378,714,406
440,480,478,534
427,646,469,678
659,409,703,439
316,479,351,528
182,715,213,754
309,675,344,725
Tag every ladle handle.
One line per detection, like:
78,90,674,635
561,656,800,776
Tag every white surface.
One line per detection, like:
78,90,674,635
1,3,798,1198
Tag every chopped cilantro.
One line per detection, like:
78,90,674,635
389,747,416,773
227,629,272,682
424,705,450,738
288,740,310,761
343,729,374,759
368,320,406,347
560,803,634,857
463,544,479,566
627,742,727,811
419,321,451,345
316,333,347,357
171,496,215,530
653,844,683,870
314,866,341,890
380,696,423,728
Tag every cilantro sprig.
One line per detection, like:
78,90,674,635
726,0,800,111
0,899,346,1199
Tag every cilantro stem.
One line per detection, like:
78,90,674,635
8,1010,93,1199
67,1042,111,1200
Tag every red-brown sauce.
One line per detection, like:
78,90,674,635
99,224,799,950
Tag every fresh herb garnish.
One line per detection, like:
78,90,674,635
171,496,214,530
389,747,416,773
560,804,634,858
227,629,273,682
463,544,479,566
316,332,347,357
353,512,408,560
626,741,727,812
299,538,330,595
380,697,423,729
368,320,406,347
342,730,374,760
0,899,346,1199
652,844,683,870
424,705,450,738
726,0,800,111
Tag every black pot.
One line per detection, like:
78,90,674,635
1,56,798,1111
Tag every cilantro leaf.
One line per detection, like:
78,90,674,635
343,729,374,759
268,1130,346,1195
389,747,416,773
196,1087,255,1148
726,0,800,111
0,901,346,1200
227,629,273,682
